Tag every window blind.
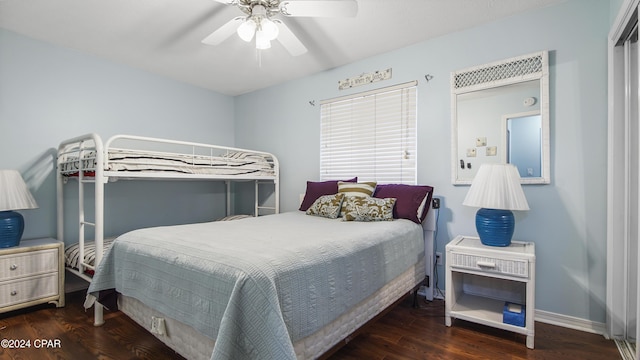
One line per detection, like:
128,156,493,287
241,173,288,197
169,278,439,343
319,81,417,184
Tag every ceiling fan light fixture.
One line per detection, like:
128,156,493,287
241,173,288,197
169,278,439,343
255,29,272,49
205,0,358,56
260,18,279,41
237,18,256,42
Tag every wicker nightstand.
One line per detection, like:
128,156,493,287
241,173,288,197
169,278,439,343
445,235,536,349
0,238,65,313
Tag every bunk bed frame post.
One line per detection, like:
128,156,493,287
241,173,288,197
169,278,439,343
274,158,280,213
93,135,105,326
56,152,64,244
225,180,231,216
254,181,260,216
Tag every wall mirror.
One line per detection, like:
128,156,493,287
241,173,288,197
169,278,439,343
451,51,550,185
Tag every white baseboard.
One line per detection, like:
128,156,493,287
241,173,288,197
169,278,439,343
534,309,607,336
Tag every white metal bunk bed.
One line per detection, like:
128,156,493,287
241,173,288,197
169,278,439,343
56,133,279,325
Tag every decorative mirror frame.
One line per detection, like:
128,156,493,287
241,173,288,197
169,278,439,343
451,51,550,185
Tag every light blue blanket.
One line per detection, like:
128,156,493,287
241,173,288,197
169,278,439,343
86,211,424,359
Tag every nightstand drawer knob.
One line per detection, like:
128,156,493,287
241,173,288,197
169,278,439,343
477,261,496,268
10,290,17,296
9,264,17,271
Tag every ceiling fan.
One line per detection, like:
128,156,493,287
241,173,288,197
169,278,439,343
202,0,358,56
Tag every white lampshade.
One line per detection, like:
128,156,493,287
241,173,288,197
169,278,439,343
463,163,529,211
0,170,38,211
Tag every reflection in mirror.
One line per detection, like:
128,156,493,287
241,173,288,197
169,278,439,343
456,81,540,179
451,51,550,185
504,111,541,178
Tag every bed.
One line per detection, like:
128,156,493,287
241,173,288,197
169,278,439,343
57,133,279,322
85,210,434,360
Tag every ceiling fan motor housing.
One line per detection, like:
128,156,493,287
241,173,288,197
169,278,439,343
237,0,281,16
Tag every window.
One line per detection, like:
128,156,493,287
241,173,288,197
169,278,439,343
319,81,417,184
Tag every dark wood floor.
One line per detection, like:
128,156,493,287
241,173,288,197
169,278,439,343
0,291,621,360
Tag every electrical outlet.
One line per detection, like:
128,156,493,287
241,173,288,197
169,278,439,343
435,252,443,266
432,198,440,209
150,316,166,336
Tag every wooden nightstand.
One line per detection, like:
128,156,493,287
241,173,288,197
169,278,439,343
0,238,65,313
445,235,536,349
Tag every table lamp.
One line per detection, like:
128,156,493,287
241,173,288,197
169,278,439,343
463,163,529,247
0,170,38,248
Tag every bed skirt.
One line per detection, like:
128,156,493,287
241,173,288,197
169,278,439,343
118,256,425,360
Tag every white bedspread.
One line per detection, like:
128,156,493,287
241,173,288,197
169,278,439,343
86,211,424,360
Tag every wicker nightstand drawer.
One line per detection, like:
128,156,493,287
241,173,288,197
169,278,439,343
449,252,529,278
0,249,58,282
0,273,58,307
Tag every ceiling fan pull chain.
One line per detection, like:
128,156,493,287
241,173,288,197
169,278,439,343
257,48,263,68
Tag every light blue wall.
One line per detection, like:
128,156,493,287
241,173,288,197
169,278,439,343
611,0,625,26
0,0,613,325
235,0,610,323
0,28,236,243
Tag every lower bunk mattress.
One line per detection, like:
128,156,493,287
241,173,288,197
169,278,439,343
85,211,425,360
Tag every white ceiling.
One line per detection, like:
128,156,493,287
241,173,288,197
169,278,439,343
0,0,565,96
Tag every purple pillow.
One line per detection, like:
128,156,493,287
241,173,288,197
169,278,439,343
374,184,433,224
299,177,357,211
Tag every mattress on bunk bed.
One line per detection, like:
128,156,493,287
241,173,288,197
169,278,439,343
85,211,424,360
59,148,275,177
65,238,116,275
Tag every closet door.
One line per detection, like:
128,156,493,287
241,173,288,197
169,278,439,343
608,4,640,358
626,23,639,347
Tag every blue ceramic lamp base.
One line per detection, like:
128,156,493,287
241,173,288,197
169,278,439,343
476,208,515,247
0,210,25,248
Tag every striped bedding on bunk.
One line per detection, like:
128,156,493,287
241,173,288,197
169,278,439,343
59,149,275,177
64,238,115,275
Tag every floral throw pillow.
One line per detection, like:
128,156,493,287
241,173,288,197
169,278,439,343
306,193,345,219
342,196,396,222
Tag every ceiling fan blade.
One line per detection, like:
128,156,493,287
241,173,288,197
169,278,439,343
202,16,243,46
273,19,307,56
279,0,358,17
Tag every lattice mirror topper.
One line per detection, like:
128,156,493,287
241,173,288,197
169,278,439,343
453,54,543,90
451,51,550,185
